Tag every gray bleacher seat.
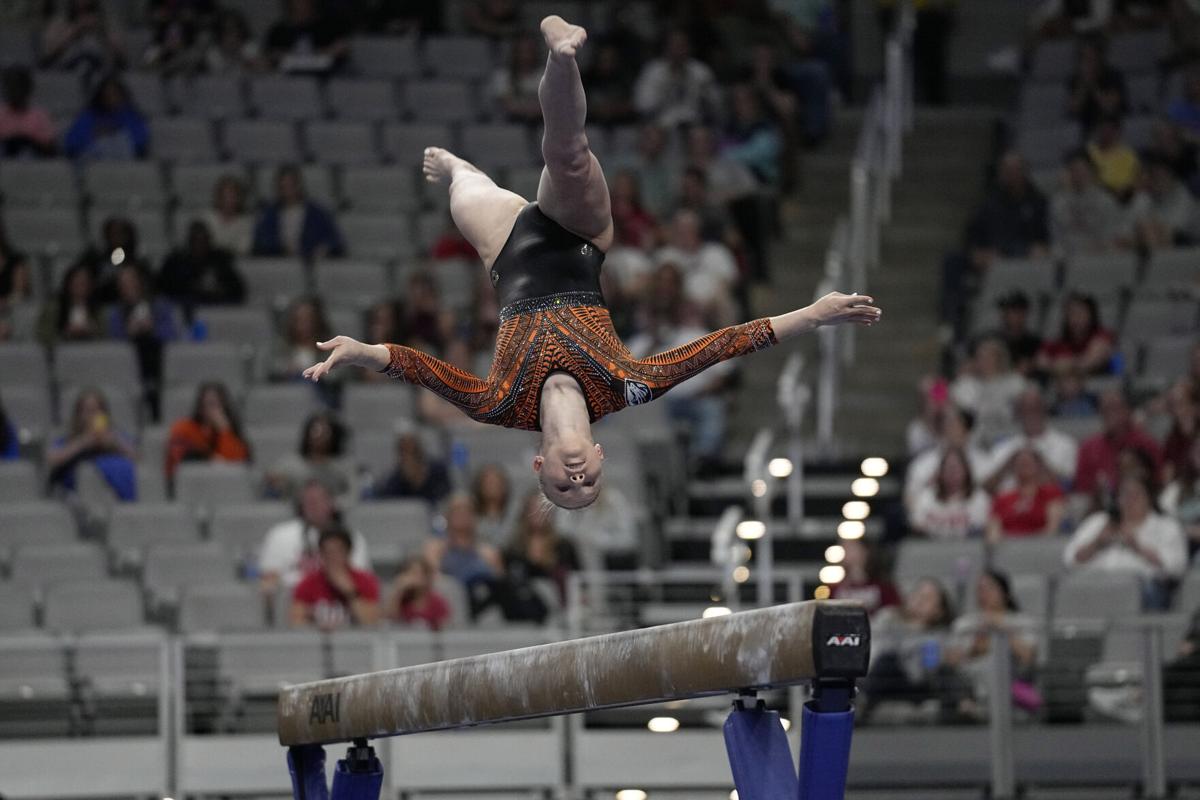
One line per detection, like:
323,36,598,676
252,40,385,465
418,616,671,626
124,72,169,116
978,257,1058,304
449,427,538,474
193,306,273,346
1179,571,1200,613
351,36,421,79
74,630,163,734
222,119,301,164
439,627,553,661
43,579,144,632
0,26,36,65
179,74,246,119
1055,572,1142,619
343,384,417,429
326,78,400,122
404,79,478,124
1123,115,1155,150
460,123,535,170
0,343,50,391
0,632,73,736
1108,29,1170,75
163,341,246,391
991,537,1067,578
1047,414,1102,442
340,165,420,213
313,260,390,309
1126,73,1162,114
247,426,298,474
0,159,78,207
143,542,236,608
1062,251,1139,296
151,116,218,163
423,35,495,80
1018,83,1069,130
158,385,203,432
1030,40,1075,82
217,631,324,707
0,583,36,631
1141,336,1196,384
1123,298,1198,345
54,343,140,394
91,208,172,257
170,162,245,210
416,208,449,252
107,502,199,562
0,385,51,443
0,502,77,558
1016,123,1081,170
3,207,84,256
240,256,307,307
893,539,986,587
340,213,418,260
208,502,290,558
178,582,267,633
1144,247,1200,294
58,382,140,437
252,162,336,208
248,74,323,120
382,121,455,166
174,462,256,510
0,461,39,503
9,541,106,589
242,384,322,428
326,630,374,676
345,500,432,567
503,165,543,201
304,120,380,166
83,161,167,212
31,71,84,118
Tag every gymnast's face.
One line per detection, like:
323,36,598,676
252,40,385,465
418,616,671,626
534,441,605,510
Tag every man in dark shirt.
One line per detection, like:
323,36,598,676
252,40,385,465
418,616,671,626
370,432,451,504
158,221,245,316
991,291,1042,376
264,0,349,73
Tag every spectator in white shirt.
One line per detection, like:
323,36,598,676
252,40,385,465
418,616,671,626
951,335,1029,448
910,447,992,540
905,405,993,512
633,28,722,129
985,386,1079,488
1129,155,1198,250
654,209,738,323
1064,472,1189,609
1050,148,1127,258
201,174,253,256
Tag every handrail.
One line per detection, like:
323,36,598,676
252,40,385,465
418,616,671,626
743,428,775,606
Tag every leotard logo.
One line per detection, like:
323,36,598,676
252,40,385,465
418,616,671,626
624,379,651,405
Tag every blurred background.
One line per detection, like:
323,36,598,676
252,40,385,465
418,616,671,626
0,0,1198,798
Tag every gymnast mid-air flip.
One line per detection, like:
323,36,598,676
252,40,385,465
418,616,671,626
304,15,882,510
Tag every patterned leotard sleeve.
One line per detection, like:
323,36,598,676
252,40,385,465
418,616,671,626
379,344,492,418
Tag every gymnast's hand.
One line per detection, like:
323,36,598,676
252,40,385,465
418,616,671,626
809,292,882,328
303,336,391,382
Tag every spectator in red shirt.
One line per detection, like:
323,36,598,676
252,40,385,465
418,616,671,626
1074,388,1164,509
289,527,380,630
987,446,1066,542
1036,293,1116,377
386,556,451,630
830,539,900,616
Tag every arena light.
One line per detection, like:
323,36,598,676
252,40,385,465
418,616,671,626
813,585,831,600
818,565,846,584
732,565,751,583
851,477,879,498
736,520,765,540
842,501,870,520
730,791,739,800
647,716,680,733
824,545,845,564
734,544,752,564
780,718,792,732
768,457,794,478
703,606,732,618
110,246,126,266
750,479,767,497
616,791,648,800
860,457,889,478
837,520,865,539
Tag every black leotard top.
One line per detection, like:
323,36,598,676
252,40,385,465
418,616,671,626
489,202,605,308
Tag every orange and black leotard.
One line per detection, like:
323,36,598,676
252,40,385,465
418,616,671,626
381,203,777,432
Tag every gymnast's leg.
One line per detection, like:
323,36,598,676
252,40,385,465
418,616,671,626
535,15,614,249
423,147,527,270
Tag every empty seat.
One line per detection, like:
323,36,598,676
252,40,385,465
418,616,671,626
345,500,431,566
83,161,166,212
31,70,84,117
123,72,169,116
178,582,267,633
0,26,36,66
1062,252,1139,296
179,74,246,119
351,36,420,79
893,539,986,586
74,630,164,734
1030,40,1075,82
0,461,39,503
10,542,105,590
0,385,53,444
217,631,324,693
1047,414,1102,442
43,580,143,632
3,207,84,256
1141,336,1196,384
222,119,300,164
208,502,290,558
382,121,454,166
460,123,534,170
248,75,323,120
1144,248,1200,293
304,120,379,165
247,426,299,474
313,260,389,309
422,36,494,80
173,462,256,509
107,503,199,562
193,306,273,345
0,343,50,390
0,159,78,208
163,341,246,390
0,503,77,557
439,628,552,661
339,213,418,260
1123,298,1198,344
240,256,307,307
978,257,1058,304
1127,73,1161,114
1018,83,1069,129
342,384,416,427
143,542,236,605
1108,29,1170,74
171,162,245,210
1178,571,1200,613
326,78,400,122
242,384,322,428
991,537,1068,578
327,630,376,676
341,165,419,214
150,116,218,163
404,80,477,124
0,633,73,736
54,343,140,394
0,583,36,631
1054,573,1142,619
1016,123,1081,170
449,427,538,473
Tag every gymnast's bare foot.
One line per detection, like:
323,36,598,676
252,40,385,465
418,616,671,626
423,146,462,184
541,15,586,59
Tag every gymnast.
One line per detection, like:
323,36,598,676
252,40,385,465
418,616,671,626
304,15,882,510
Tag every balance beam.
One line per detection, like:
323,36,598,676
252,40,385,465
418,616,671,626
278,600,869,747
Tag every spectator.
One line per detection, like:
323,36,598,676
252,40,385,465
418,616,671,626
143,0,213,74
654,210,738,322
1087,115,1141,200
943,571,1039,718
1160,435,1200,556
991,292,1042,376
40,263,101,343
1030,0,1114,37
1035,292,1116,377
583,40,637,125
370,431,451,504
674,166,732,242
950,335,1028,447
1167,67,1200,137
1050,366,1100,417
106,264,177,417
609,169,659,253
0,394,20,460
722,83,784,187
422,493,503,616
904,405,993,510
386,556,451,630
1129,154,1198,249
986,446,1066,541
987,386,1080,485
252,165,344,260
553,483,638,571
265,411,355,499
289,527,380,630
1050,148,1127,257
0,223,33,310
499,490,580,620
258,479,371,596
616,124,679,220
463,0,519,39
46,386,137,501
40,0,126,74
201,175,254,256
63,73,148,161
271,296,331,381
75,216,152,305
907,376,949,457
829,538,901,617
685,125,759,206
1067,37,1128,134
769,0,836,138
0,66,57,158
264,0,349,74
165,381,250,485
1148,118,1198,188
472,463,520,545
1074,388,1164,504
356,300,402,383
429,211,479,262
204,8,265,74
864,577,956,720
489,33,542,123
157,220,246,315
1064,472,1188,610
909,447,991,539
744,44,800,150
365,0,442,36
1162,379,1198,484
633,28,722,129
